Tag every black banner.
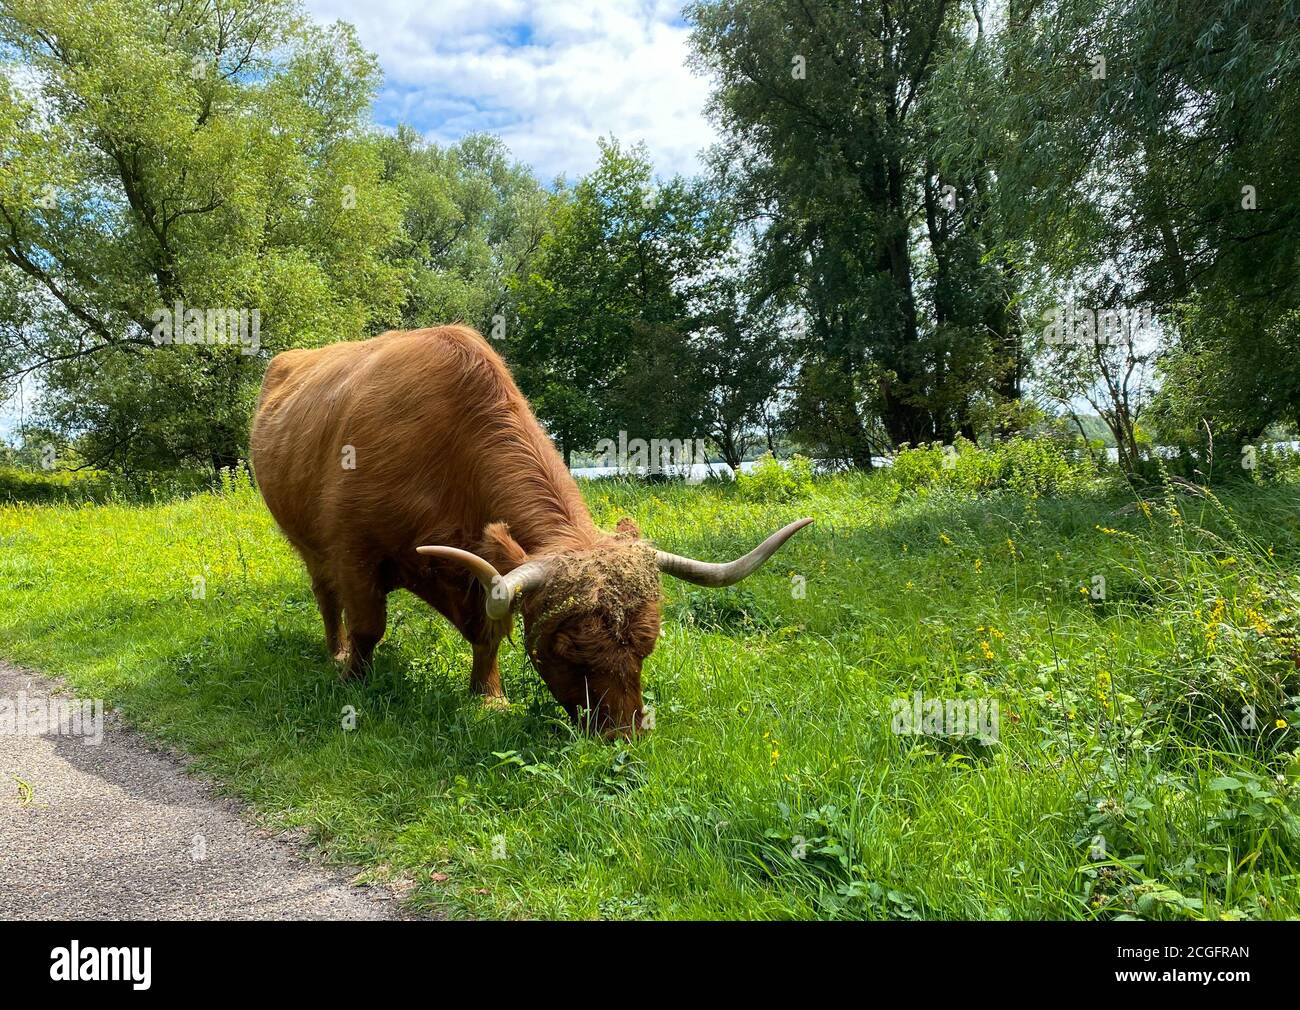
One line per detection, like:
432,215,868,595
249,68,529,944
0,920,1283,995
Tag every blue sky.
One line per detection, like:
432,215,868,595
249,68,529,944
304,0,718,182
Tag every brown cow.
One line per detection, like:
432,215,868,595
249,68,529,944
250,325,811,736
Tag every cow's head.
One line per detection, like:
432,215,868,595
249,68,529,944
418,517,812,738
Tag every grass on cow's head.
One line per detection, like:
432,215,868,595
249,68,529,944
524,540,660,648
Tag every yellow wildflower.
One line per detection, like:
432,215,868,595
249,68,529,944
1096,670,1112,710
1205,598,1225,649
1244,607,1272,636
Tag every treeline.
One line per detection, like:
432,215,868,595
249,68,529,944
2,0,1298,477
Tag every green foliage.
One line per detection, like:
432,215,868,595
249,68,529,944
7,0,1300,481
376,128,553,334
891,436,1098,498
977,0,1300,449
688,0,1024,461
735,452,814,503
1152,301,1300,448
689,270,787,470
0,462,230,504
0,465,109,504
0,0,405,472
667,586,773,633
509,139,732,462
1251,442,1300,485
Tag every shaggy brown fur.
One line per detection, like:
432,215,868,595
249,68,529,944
249,325,657,734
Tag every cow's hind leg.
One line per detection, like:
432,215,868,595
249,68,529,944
339,579,387,681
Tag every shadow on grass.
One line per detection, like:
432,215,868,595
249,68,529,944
4,576,587,823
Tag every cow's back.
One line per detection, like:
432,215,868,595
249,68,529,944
250,326,542,566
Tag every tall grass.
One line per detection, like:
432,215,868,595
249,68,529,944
1,447,1298,919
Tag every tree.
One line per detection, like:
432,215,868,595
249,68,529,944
983,0,1300,451
1036,306,1156,474
376,127,553,335
1147,298,1300,465
688,0,1023,465
509,139,731,465
692,269,787,470
0,0,404,472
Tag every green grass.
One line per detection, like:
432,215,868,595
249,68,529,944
3,461,1300,919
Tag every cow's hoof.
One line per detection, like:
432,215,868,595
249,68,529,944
336,656,369,682
480,695,510,710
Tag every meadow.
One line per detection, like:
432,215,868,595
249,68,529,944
2,442,1299,920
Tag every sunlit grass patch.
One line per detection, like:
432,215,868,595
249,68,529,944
2,465,1299,919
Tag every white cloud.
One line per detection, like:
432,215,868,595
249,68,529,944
304,0,717,181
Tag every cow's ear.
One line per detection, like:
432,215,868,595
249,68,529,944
479,521,528,573
615,517,641,539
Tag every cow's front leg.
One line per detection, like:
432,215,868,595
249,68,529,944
471,638,508,706
310,576,344,661
340,580,387,681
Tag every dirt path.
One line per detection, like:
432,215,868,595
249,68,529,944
0,662,410,920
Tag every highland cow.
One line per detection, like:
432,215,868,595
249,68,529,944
250,326,811,736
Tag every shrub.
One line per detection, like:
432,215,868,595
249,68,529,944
736,452,814,503
0,464,227,505
888,442,946,490
0,466,112,504
1251,442,1300,485
997,435,1098,497
890,435,1098,498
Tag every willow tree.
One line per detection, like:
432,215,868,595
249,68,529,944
0,0,404,472
688,0,1024,465
983,0,1300,455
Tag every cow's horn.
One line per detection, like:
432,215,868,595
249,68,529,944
655,518,813,587
415,546,550,619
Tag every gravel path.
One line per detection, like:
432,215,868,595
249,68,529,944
0,662,410,920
